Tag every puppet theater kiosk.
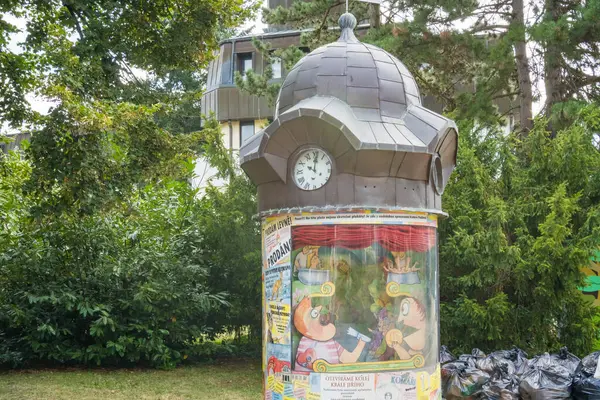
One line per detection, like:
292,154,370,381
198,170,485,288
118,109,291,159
240,13,458,400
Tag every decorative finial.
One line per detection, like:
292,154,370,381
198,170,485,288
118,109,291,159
338,13,358,43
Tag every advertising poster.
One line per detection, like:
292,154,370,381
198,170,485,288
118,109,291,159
375,372,417,400
262,211,440,400
320,374,376,400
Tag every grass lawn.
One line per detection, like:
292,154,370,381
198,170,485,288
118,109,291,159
0,359,262,400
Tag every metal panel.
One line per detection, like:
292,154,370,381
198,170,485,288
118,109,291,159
369,122,396,146
317,59,347,76
389,151,407,176
379,100,406,120
346,52,376,68
355,176,396,205
376,61,402,82
336,149,358,174
346,67,378,88
322,45,348,58
295,69,319,91
265,135,292,158
396,178,428,208
396,152,431,181
293,88,316,104
304,117,326,145
379,80,406,104
319,122,343,153
336,174,355,205
355,150,394,177
347,87,379,109
280,118,310,144
404,112,439,146
316,75,348,102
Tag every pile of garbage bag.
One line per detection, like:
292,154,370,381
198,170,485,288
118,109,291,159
440,346,600,399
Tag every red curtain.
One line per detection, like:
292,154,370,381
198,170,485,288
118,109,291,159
292,225,436,252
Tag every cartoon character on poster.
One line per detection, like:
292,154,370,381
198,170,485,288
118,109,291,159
293,295,371,372
386,296,427,360
290,223,436,373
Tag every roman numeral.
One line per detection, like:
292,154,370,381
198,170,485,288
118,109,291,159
312,184,317,190
305,154,311,161
312,151,319,160
299,161,305,167
304,182,309,189
298,177,305,184
325,160,331,165
296,169,303,175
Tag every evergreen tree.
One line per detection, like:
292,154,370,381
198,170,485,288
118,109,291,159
262,0,600,134
245,0,600,355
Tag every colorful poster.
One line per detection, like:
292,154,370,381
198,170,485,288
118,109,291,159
264,215,293,346
321,374,376,400
292,211,437,227
290,223,437,373
267,301,291,342
264,215,293,268
264,215,294,399
262,211,440,400
266,265,292,302
375,372,417,400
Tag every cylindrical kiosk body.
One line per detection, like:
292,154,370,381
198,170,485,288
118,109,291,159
241,13,458,400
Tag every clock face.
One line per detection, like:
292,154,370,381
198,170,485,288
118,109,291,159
293,148,332,191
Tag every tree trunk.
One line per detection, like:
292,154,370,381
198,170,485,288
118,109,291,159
512,0,533,135
543,0,562,135
369,4,381,29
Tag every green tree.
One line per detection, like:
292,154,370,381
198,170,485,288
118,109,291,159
260,0,600,134
0,0,262,368
245,0,600,355
439,108,600,355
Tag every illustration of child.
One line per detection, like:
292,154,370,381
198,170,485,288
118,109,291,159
387,297,427,360
382,252,419,274
392,252,419,273
293,296,371,371
295,246,319,270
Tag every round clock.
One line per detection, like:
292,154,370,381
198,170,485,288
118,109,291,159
293,148,332,191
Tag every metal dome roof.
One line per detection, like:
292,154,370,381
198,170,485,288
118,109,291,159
275,13,421,123
240,13,458,214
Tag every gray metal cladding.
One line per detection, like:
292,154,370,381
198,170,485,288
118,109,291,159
240,13,458,214
275,38,421,122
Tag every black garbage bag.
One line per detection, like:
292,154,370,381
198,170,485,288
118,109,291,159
490,347,529,377
529,353,556,369
577,351,600,377
519,362,573,400
442,362,490,400
479,365,520,400
459,348,487,369
472,348,487,358
442,361,470,380
476,354,516,376
572,375,600,400
551,347,581,375
441,345,457,364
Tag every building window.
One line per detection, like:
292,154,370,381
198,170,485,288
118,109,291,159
240,121,255,145
271,55,282,79
237,53,253,78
